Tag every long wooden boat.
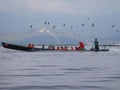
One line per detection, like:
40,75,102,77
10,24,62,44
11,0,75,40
1,42,49,52
1,42,109,52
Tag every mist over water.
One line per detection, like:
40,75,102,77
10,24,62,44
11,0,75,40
0,46,120,90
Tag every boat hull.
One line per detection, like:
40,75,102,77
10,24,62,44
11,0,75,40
1,42,48,52
1,42,109,52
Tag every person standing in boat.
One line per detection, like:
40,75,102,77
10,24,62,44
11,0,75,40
94,38,99,51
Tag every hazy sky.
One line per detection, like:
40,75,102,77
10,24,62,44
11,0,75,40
0,0,120,44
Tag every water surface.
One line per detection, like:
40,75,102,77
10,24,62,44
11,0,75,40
0,47,120,90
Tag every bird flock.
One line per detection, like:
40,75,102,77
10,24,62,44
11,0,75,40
29,17,120,34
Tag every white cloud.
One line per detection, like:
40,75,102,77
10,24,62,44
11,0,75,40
0,0,120,15
23,0,120,15
25,0,75,14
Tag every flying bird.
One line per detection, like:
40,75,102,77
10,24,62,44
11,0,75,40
92,23,95,27
44,21,50,25
52,26,56,29
44,21,47,25
48,22,50,25
71,25,73,29
30,25,32,28
112,24,115,28
88,17,90,20
63,23,66,27
116,29,119,32
82,24,84,27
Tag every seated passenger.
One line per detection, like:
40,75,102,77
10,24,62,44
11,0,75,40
28,44,34,48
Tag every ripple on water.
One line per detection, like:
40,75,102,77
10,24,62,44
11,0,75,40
0,85,111,90
62,67,105,74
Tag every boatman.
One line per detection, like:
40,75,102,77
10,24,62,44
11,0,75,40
79,41,85,50
94,38,99,51
75,41,85,51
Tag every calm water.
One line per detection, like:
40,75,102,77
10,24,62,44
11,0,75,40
0,46,120,90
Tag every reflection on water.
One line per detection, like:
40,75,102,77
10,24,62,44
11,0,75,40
0,47,120,90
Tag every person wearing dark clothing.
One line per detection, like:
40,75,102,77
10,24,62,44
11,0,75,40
94,38,99,51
